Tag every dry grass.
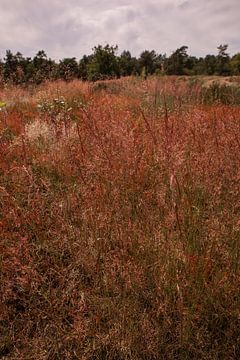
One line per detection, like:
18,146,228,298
0,76,240,359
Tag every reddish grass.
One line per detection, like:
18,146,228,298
0,77,240,359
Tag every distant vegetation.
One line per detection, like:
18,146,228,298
0,44,240,85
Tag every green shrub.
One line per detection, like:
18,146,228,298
202,82,240,105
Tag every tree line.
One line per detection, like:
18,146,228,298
0,44,240,85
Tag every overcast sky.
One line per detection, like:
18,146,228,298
0,0,239,60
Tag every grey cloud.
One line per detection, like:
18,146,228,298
0,0,239,60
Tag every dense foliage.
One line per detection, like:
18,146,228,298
1,44,240,84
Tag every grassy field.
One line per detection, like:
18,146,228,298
0,76,240,359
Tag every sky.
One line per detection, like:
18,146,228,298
0,0,239,60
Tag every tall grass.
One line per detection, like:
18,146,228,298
0,77,240,359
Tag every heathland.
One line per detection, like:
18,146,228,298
0,76,240,359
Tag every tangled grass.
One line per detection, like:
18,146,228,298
0,76,240,359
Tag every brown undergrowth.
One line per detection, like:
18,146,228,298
0,77,240,359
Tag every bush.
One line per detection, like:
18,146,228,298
202,82,240,105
